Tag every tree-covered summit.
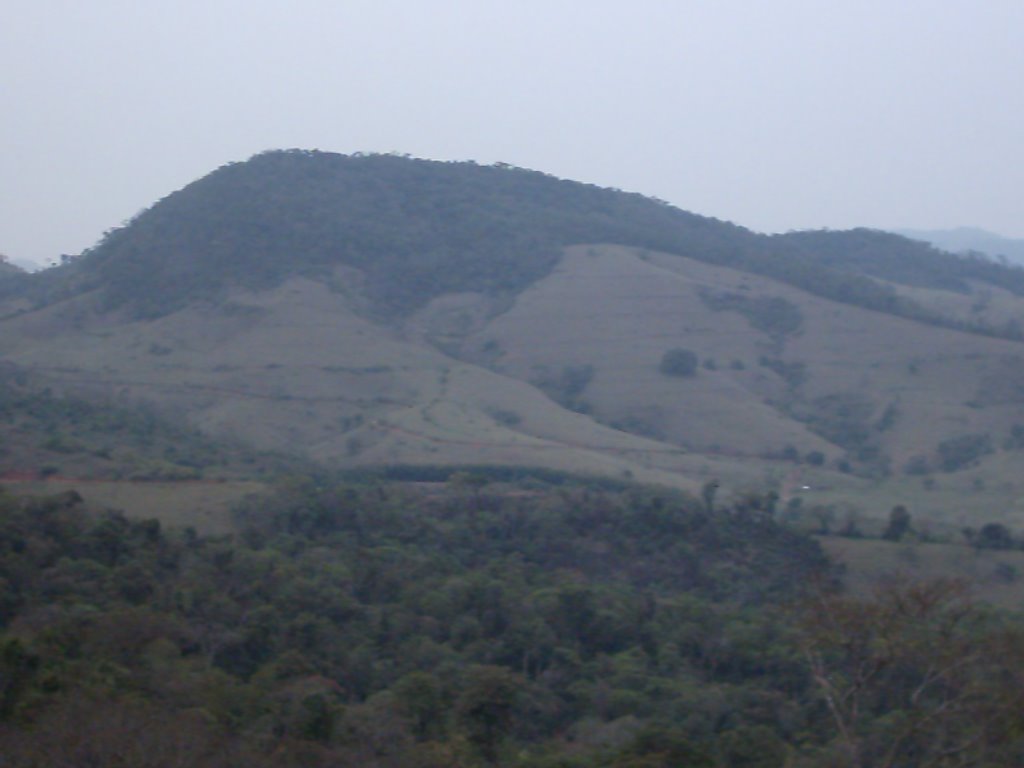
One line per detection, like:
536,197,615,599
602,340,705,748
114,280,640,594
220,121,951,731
7,148,1024,344
60,149,1024,331
80,150,751,317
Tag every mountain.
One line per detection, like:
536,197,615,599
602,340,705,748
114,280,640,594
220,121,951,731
10,153,1024,767
30,151,1024,331
4,150,1024,531
66,151,758,318
896,226,1024,267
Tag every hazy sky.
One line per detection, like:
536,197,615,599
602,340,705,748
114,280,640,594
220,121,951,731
3,1,1023,268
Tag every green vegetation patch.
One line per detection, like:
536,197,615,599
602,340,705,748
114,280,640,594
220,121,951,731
3,481,1024,765
699,290,803,338
658,348,699,378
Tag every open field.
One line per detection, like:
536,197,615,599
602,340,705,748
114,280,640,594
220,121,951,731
780,450,1024,534
821,535,1024,610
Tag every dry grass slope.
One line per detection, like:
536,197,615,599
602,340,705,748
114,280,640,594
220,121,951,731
4,243,1024,530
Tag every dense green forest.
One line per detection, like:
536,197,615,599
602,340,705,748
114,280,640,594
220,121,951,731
77,151,756,317
2,480,1023,766
8,150,1024,341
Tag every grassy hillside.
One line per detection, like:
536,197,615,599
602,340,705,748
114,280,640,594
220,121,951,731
0,367,284,529
0,275,714,491
4,151,1024,530
6,239,1024,528
0,368,243,479
450,244,1024,509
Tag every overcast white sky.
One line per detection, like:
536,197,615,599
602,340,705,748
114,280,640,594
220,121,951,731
3,0,1022,268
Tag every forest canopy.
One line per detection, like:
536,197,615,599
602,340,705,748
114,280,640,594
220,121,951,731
2,480,1023,766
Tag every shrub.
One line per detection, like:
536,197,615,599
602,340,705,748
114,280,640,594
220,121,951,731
937,433,992,473
659,348,698,377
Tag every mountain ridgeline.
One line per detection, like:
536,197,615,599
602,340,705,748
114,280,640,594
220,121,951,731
79,151,751,318
896,227,1024,267
37,149,1024,336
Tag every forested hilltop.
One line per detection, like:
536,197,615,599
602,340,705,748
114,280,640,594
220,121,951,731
19,149,1024,338
58,151,754,318
3,480,1023,767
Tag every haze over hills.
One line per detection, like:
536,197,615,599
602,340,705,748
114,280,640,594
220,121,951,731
0,255,23,278
895,226,1024,267
4,150,1024,528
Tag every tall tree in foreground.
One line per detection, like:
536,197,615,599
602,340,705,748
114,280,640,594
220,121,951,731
796,579,1024,767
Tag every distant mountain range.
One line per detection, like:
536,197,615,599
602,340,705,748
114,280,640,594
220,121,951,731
0,252,48,273
3,150,1024,528
895,227,1024,266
